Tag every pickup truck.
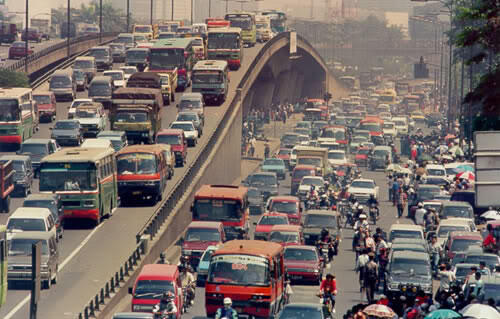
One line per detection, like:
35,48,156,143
294,146,331,177
158,73,178,105
127,71,177,106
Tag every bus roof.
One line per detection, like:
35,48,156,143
152,38,193,49
208,27,241,34
193,60,228,71
214,240,283,258
195,184,248,201
225,12,256,17
0,87,31,97
116,145,165,156
42,147,114,163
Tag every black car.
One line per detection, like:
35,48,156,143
244,172,279,200
248,187,265,215
109,43,126,63
50,120,83,146
276,303,334,319
302,210,340,247
0,155,33,197
23,194,63,240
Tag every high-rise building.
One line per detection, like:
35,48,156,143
111,0,192,23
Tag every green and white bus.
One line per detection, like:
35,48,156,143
224,12,256,47
0,225,6,308
262,10,287,33
207,27,243,70
39,147,118,226
0,88,38,148
192,60,230,105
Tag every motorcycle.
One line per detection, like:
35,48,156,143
153,305,177,319
316,239,336,263
369,204,378,225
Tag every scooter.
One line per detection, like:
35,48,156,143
369,204,378,225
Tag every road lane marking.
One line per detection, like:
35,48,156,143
4,223,104,319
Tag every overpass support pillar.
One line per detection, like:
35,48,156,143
274,71,293,104
248,79,275,112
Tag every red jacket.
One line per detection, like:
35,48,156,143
483,233,496,248
320,279,337,293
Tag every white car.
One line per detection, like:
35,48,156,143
382,121,397,138
328,150,347,167
392,117,408,136
169,121,198,147
119,66,138,81
103,70,126,88
68,98,92,119
425,164,447,178
297,176,325,200
347,178,379,201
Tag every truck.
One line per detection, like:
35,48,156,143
126,71,177,105
0,23,17,44
255,15,272,42
110,88,163,144
132,24,155,40
294,146,330,177
31,18,50,40
359,71,372,89
0,159,14,213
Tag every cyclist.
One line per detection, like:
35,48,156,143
319,273,337,313
215,297,239,319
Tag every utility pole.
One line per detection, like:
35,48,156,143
67,0,70,58
126,0,130,32
150,0,153,24
191,0,193,24
209,0,211,17
24,0,28,73
172,0,174,20
447,0,453,130
99,0,103,43
310,0,314,19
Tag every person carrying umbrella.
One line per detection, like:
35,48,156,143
483,223,497,253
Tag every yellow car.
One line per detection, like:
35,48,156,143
410,111,426,124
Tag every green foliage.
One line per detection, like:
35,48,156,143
0,69,29,88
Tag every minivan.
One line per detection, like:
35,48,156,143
73,56,97,82
0,155,33,197
177,93,205,120
49,70,76,101
8,231,59,289
125,48,149,72
89,46,113,71
88,76,115,108
97,130,128,152
116,33,135,49
23,193,63,240
33,91,57,122
7,207,57,241
17,138,59,177
156,129,188,167
181,221,225,269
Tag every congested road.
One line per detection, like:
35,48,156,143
0,42,265,318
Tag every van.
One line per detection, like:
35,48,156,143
49,70,76,101
116,33,135,49
17,138,59,177
97,130,128,152
73,56,97,82
181,221,225,269
0,155,33,197
156,129,188,167
88,76,115,108
125,48,150,72
178,93,205,120
370,145,392,170
23,193,63,240
128,264,183,316
7,207,57,241
33,91,57,123
392,116,408,136
157,144,174,179
8,231,59,289
89,46,113,71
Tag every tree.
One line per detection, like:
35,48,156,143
0,69,29,88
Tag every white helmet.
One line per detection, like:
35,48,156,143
223,297,232,306
418,202,423,208
359,213,367,219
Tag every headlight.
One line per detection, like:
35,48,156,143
83,200,95,208
313,269,319,273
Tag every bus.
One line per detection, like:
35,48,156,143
39,147,118,226
0,88,38,147
207,27,243,70
262,10,287,33
116,145,168,206
378,89,397,105
149,38,195,91
224,12,256,47
205,240,285,318
192,60,230,105
0,225,6,308
192,185,249,240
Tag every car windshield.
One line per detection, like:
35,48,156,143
7,218,46,232
23,200,57,216
293,170,314,179
278,149,291,156
438,225,468,238
350,181,374,189
117,36,134,44
270,201,297,214
9,239,49,256
302,178,323,186
116,111,148,123
284,248,317,261
20,143,47,155
389,230,422,242
328,152,345,160
121,67,136,75
279,307,322,319
304,214,337,228
104,72,123,81
177,114,197,122
296,122,310,129
270,231,298,243
259,216,287,225
50,76,71,88
451,239,481,252
74,60,93,69
263,159,283,166
33,95,51,105
464,255,499,269
418,188,440,200
70,100,91,109
483,284,500,303
390,258,430,275
117,153,157,175
133,280,174,299
427,168,445,176
89,83,111,96
185,228,220,242
127,50,148,59
90,49,109,58
75,109,98,118
171,123,194,131
208,254,269,286
282,135,299,144
443,206,473,218
179,99,202,109
249,174,276,185
297,158,321,166
54,121,78,130
202,249,215,262
157,134,181,145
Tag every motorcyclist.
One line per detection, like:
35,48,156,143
264,142,270,159
179,265,196,306
430,235,442,275
367,194,379,218
319,274,337,312
319,194,330,208
152,292,177,319
414,202,427,226
307,185,318,200
318,228,335,260
354,213,369,231
215,297,239,319
354,204,365,220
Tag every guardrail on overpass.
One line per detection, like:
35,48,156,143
6,33,117,75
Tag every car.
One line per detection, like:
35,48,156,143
297,176,325,201
8,41,33,59
382,121,397,138
248,187,265,215
444,231,483,262
276,303,334,319
0,155,33,197
175,111,203,137
196,245,219,287
281,133,301,149
453,263,479,285
435,219,473,247
181,221,225,269
7,207,57,241
89,45,113,71
385,251,433,300
169,121,198,147
253,212,289,241
23,193,63,240
388,224,424,244
119,66,138,81
8,231,59,289
97,130,128,152
354,147,371,167
284,245,323,284
275,148,292,169
49,69,76,101
269,224,303,246
465,275,500,304
103,70,126,88
73,102,107,137
439,201,474,221
88,76,115,108
260,158,286,180
21,27,41,42
266,196,302,225
347,178,379,203
177,93,205,120
17,138,59,177
302,210,340,246
67,98,92,119
425,164,447,178
50,120,83,146
73,56,97,82
33,92,57,123
408,185,441,218
156,129,188,167
109,43,126,62
349,136,369,153
327,150,347,167
244,172,279,200
461,249,500,271
421,176,450,187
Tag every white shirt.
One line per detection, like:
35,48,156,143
438,270,455,290
354,220,369,231
376,240,388,256
356,254,369,272
414,208,427,226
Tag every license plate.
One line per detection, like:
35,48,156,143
132,191,141,195
292,275,302,280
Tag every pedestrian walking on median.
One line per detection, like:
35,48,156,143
364,253,378,303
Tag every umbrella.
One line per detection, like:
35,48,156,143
457,171,475,181
425,309,462,319
481,209,500,221
456,164,474,172
460,304,500,319
363,304,396,318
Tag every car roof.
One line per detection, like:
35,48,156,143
426,164,445,169
271,225,301,232
0,154,30,162
390,224,423,231
392,250,429,260
187,221,222,229
305,210,339,216
10,207,51,218
251,172,276,177
180,92,203,100
270,196,299,202
449,231,482,239
22,138,51,145
441,200,472,207
158,129,184,135
352,178,374,182
284,245,316,251
283,303,322,310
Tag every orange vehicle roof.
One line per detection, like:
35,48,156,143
137,264,178,280
116,144,164,156
361,116,383,123
270,225,301,232
195,184,248,200
214,240,283,258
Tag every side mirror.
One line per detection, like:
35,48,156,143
128,287,133,294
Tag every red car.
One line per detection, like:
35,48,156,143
276,148,292,169
33,92,57,123
21,28,41,42
266,195,302,225
284,245,323,284
355,147,371,167
156,129,188,167
181,221,225,269
291,165,316,195
445,231,483,262
269,224,303,246
9,41,33,59
253,212,289,241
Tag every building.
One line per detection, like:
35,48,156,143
193,0,258,23
111,0,192,23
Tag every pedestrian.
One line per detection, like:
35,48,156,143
396,189,406,218
387,174,393,202
364,253,378,303
355,248,369,295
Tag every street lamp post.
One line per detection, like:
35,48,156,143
126,0,130,32
25,0,28,73
99,0,103,43
208,0,211,17
446,1,453,131
172,0,174,20
67,0,70,58
150,0,153,24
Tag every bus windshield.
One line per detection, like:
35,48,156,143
0,99,20,121
117,153,157,175
39,164,97,191
193,199,242,222
150,49,185,70
228,17,252,30
193,71,223,84
208,33,240,49
208,254,269,286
